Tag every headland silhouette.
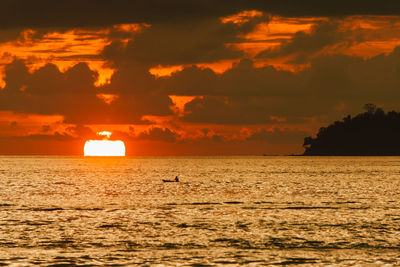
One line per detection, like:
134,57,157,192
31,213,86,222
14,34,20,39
303,104,400,155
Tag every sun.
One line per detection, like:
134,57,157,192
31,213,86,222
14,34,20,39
84,140,125,156
84,131,126,156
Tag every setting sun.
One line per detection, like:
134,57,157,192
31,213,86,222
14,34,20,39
84,131,125,156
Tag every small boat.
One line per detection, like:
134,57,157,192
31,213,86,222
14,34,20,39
163,176,179,182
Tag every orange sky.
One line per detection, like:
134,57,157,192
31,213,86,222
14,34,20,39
1,8,400,155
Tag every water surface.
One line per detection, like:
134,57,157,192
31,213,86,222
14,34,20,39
1,156,400,265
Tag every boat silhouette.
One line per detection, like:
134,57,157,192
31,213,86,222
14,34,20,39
163,176,179,182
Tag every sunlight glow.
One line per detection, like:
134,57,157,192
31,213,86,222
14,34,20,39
84,131,125,156
84,140,125,156
97,131,112,138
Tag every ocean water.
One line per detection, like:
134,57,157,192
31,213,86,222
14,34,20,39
1,156,400,266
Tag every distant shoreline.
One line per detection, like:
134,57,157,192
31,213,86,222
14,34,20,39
302,105,400,156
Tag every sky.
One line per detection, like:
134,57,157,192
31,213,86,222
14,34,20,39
1,0,400,155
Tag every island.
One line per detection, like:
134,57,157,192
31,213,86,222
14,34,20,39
303,104,400,156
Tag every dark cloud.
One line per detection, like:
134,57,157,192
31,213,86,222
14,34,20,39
163,59,300,97
256,19,384,63
21,132,75,141
182,94,334,125
5,45,400,128
0,28,24,43
137,127,178,142
0,0,232,29
301,51,400,104
257,21,342,60
0,60,173,124
163,66,218,96
197,132,227,143
219,59,301,97
173,47,400,124
100,63,174,123
2,60,30,93
66,125,96,139
182,96,275,124
2,0,400,30
103,62,160,94
0,61,104,122
101,14,267,66
3,16,400,135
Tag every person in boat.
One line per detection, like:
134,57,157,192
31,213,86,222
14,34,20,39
162,176,180,182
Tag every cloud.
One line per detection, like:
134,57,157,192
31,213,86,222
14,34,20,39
3,7,400,154
0,28,25,43
0,0,233,29
137,127,178,142
257,20,343,60
171,47,400,125
65,125,96,139
0,61,104,122
0,60,173,124
3,1,400,30
163,59,300,97
162,66,218,96
20,132,75,141
181,96,274,124
4,44,400,129
101,14,269,67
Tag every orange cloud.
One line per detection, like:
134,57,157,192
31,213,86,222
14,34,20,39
113,23,150,33
245,17,318,40
149,65,184,77
96,93,119,104
0,28,111,86
230,15,400,71
0,24,148,87
169,95,199,115
221,10,264,25
344,40,400,58
319,16,400,58
196,59,238,74
149,59,237,79
3,12,400,155
0,111,65,137
225,16,321,59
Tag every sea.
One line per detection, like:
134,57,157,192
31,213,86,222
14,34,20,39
1,156,400,266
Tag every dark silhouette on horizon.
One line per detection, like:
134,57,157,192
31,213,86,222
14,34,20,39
303,104,400,155
162,176,180,182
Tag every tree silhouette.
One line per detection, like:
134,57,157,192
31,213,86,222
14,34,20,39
364,103,377,114
303,105,400,155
